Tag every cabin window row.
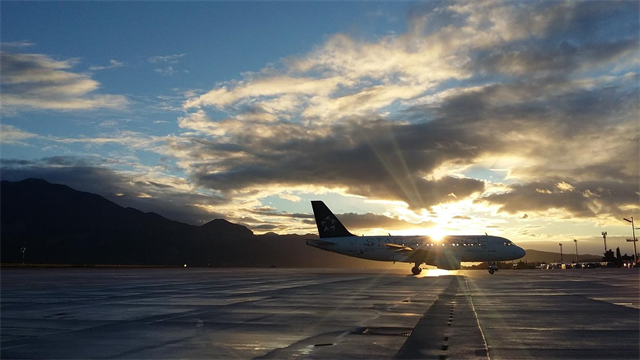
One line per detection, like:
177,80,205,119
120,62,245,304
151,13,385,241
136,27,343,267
417,243,482,247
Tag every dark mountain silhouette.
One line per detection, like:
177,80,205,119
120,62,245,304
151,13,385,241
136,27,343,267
201,219,254,237
1,179,393,268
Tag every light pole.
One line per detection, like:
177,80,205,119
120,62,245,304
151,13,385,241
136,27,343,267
623,217,637,266
559,243,563,263
573,239,579,263
601,231,607,254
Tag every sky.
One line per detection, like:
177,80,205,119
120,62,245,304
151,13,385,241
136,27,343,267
1,0,639,255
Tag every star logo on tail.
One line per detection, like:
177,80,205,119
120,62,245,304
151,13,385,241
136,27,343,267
321,215,337,232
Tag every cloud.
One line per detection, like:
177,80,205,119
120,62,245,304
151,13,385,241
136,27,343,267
99,120,118,127
148,54,187,76
184,76,350,110
479,179,639,219
176,117,486,209
154,66,188,76
0,124,38,145
1,41,35,48
148,53,186,63
89,59,124,71
169,0,639,222
337,212,436,231
1,52,128,113
49,129,160,150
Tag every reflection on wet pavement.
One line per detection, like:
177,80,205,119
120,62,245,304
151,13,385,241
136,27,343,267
1,268,638,359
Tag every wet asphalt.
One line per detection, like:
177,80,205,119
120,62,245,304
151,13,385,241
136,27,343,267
1,268,638,359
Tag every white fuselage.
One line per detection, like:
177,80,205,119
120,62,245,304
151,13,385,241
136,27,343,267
307,235,526,269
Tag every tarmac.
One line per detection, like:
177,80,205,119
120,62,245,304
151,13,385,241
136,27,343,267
1,268,638,359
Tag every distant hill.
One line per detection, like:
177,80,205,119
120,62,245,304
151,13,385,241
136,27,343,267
521,249,602,263
0,179,394,268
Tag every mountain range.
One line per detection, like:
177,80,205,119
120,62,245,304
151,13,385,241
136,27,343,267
0,179,393,268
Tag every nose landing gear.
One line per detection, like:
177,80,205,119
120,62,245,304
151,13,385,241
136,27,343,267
488,262,498,274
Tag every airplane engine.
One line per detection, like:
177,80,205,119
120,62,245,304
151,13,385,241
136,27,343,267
432,256,461,270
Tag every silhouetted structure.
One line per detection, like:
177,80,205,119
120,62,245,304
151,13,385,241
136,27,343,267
602,249,615,263
559,243,563,262
616,247,623,267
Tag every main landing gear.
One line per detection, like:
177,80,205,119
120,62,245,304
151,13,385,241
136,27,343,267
411,263,422,275
488,262,498,274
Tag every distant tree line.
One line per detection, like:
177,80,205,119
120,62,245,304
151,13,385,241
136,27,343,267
603,247,636,267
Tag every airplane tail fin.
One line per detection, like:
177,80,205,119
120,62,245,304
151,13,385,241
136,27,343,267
311,201,355,238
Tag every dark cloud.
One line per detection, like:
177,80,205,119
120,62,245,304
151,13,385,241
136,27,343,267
337,212,436,231
251,224,279,231
182,118,486,210
473,38,638,77
134,180,175,189
468,1,638,77
250,208,314,219
543,1,639,43
0,157,228,225
478,180,639,219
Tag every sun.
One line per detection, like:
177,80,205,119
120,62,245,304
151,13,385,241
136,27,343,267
429,228,447,241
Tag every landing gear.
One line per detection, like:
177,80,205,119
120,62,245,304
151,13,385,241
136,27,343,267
411,263,422,275
488,262,498,275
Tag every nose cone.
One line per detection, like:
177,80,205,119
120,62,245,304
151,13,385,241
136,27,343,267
516,246,526,259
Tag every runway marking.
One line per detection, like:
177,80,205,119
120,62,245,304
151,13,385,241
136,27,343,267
394,277,458,359
464,276,490,360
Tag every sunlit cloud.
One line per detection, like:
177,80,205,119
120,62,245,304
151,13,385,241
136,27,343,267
184,76,351,110
0,125,39,145
1,52,128,113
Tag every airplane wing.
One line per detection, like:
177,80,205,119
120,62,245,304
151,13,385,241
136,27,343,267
383,243,415,252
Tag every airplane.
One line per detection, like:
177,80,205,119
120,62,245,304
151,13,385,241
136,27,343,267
306,201,526,275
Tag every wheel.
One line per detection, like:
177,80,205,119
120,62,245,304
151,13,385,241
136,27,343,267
411,266,422,275
488,269,495,274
